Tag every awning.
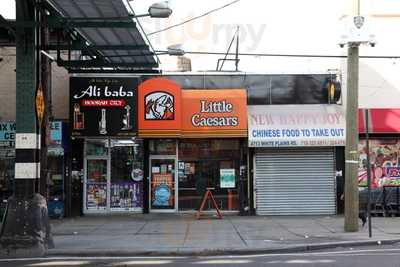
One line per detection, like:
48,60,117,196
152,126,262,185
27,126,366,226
359,109,400,134
46,0,158,72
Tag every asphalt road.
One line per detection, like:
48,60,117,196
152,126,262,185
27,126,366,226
2,245,400,267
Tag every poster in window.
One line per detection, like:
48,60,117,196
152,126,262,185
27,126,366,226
110,182,142,211
220,169,236,188
86,183,107,210
151,173,174,209
178,161,185,170
358,139,400,187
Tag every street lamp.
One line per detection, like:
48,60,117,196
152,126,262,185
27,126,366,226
134,2,172,18
166,44,185,56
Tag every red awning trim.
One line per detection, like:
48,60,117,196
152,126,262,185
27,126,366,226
359,109,400,134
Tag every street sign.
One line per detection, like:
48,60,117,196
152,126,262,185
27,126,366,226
36,83,45,126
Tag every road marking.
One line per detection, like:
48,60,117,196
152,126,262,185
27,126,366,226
196,248,400,259
0,256,186,262
2,248,400,262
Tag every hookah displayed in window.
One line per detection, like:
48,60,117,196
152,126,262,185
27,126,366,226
121,104,132,130
73,103,85,130
99,108,107,135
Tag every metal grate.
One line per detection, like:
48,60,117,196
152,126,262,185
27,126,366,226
254,148,336,215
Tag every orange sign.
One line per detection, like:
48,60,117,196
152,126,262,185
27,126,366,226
36,83,45,126
138,78,247,138
181,89,247,138
138,78,182,137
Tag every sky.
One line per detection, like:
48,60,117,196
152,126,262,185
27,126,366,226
128,0,400,74
1,0,400,103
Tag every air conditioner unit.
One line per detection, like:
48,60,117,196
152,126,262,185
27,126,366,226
339,15,376,47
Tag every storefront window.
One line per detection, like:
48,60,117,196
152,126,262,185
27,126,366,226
110,139,144,211
86,159,107,210
149,139,176,155
150,158,176,210
47,154,64,218
47,156,64,200
85,139,108,156
178,139,242,211
359,139,400,188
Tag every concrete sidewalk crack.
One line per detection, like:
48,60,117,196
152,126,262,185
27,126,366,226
229,218,248,247
182,220,191,246
275,221,305,238
135,221,148,235
314,219,337,233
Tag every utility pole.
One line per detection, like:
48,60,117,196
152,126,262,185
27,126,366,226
344,0,360,232
344,43,359,232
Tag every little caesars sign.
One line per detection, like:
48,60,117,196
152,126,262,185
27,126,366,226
182,89,247,137
191,100,239,127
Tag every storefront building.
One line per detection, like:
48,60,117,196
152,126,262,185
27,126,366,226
358,109,400,216
0,121,15,217
0,121,68,218
138,78,248,212
69,77,144,214
46,121,69,218
68,74,344,216
247,75,345,216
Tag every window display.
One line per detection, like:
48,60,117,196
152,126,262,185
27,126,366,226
150,158,175,210
359,139,400,188
85,139,108,156
86,159,107,210
178,139,243,210
84,138,144,213
110,139,143,211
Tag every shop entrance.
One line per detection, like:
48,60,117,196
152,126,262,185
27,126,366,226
149,156,177,212
83,139,144,213
85,157,108,212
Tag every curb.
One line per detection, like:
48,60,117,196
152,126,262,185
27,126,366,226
46,239,400,257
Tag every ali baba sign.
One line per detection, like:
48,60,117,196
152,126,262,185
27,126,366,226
138,78,247,138
70,77,138,137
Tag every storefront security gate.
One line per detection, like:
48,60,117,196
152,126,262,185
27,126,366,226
254,148,336,215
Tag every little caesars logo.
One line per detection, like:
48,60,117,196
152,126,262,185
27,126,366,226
145,92,174,120
191,100,238,127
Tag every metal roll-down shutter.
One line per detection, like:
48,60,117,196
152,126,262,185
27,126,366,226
255,148,336,215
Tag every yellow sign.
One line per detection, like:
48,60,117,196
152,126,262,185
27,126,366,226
36,83,45,126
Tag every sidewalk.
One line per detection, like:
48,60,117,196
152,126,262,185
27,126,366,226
47,213,400,256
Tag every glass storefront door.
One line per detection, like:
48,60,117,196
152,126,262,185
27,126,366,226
110,139,143,211
85,159,108,211
83,138,144,213
149,156,177,211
